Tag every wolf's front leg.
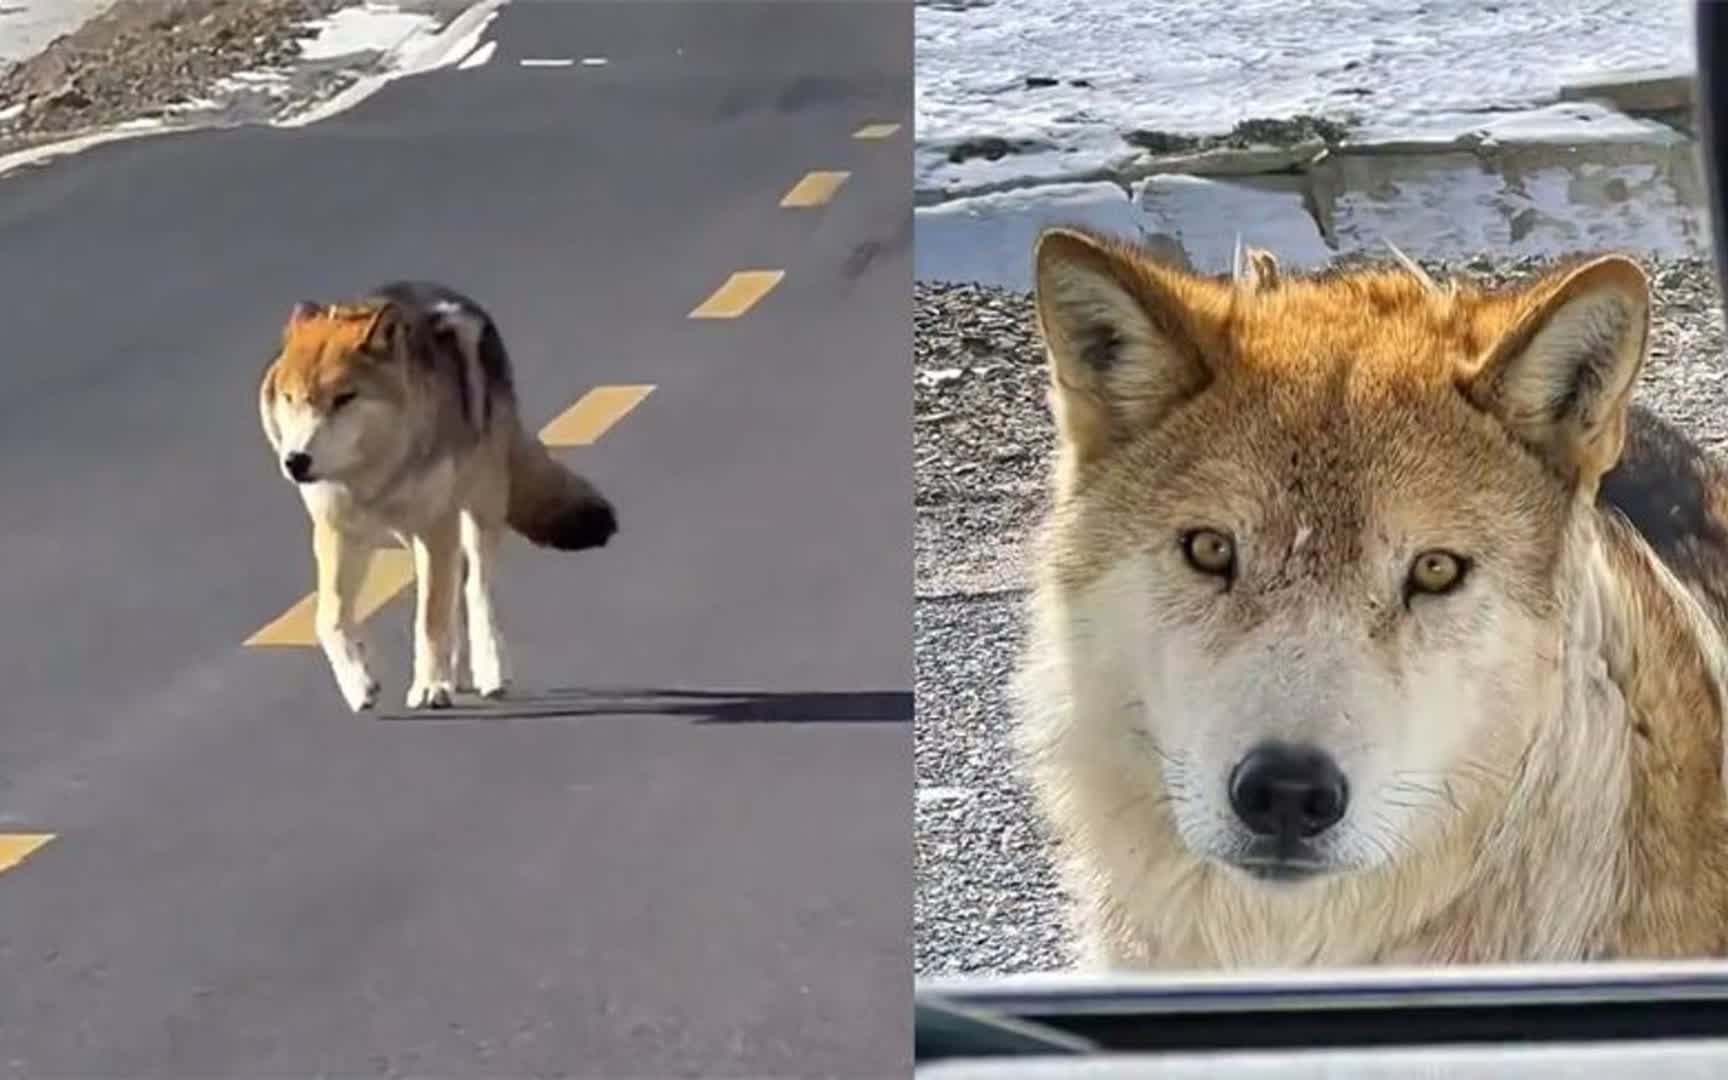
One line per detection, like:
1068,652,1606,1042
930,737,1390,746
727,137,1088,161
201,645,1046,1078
449,591,469,693
313,520,380,713
407,516,463,709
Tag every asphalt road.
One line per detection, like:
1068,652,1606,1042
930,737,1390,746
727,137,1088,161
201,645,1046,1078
0,2,912,1077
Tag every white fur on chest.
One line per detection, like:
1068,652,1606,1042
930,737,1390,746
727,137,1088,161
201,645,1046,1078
297,456,459,543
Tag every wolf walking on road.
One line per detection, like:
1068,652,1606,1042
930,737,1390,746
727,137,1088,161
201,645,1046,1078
1018,226,1728,968
259,282,617,712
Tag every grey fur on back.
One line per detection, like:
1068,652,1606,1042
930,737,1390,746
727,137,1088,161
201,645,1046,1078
369,280,516,433
1600,404,1728,631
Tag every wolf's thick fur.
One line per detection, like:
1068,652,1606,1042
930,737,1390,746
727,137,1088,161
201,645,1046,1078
259,282,616,712
1018,226,1728,969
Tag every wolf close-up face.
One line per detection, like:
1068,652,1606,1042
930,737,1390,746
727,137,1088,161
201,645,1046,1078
1016,225,1673,965
259,301,417,487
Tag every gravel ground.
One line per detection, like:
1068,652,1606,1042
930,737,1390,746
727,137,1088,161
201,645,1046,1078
911,255,1728,977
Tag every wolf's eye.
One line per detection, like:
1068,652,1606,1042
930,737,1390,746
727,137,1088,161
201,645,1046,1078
330,391,358,411
1406,550,1469,600
1180,529,1236,579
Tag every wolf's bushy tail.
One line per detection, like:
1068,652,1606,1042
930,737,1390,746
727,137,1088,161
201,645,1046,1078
506,428,617,550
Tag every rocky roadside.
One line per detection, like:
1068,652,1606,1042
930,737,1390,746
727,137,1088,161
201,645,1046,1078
0,0,404,157
912,256,1728,975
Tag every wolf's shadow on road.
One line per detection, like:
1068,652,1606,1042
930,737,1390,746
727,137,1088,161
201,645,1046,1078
374,687,911,725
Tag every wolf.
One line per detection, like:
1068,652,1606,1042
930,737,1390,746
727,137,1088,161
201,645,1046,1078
259,282,617,712
1016,225,1728,970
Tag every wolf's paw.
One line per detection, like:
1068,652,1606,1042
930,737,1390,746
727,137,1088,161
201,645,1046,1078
335,668,380,713
406,679,455,709
475,675,511,701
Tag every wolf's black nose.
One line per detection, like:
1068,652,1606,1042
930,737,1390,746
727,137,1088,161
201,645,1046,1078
1229,742,1349,839
284,451,314,482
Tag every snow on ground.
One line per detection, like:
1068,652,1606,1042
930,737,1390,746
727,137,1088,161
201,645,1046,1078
916,0,1697,196
0,0,116,68
456,37,495,70
182,4,454,123
915,0,1710,286
298,3,441,63
274,1,502,128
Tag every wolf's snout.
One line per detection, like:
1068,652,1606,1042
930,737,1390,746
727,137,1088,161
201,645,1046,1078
283,451,315,483
1228,742,1349,840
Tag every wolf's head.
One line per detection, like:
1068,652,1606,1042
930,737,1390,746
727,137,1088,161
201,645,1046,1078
259,300,418,485
1026,227,1649,886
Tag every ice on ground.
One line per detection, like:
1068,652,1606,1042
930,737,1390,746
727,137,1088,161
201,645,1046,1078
918,137,1710,290
1468,101,1688,146
915,181,1143,289
1328,149,1708,264
298,3,441,63
916,0,1698,197
916,0,1713,283
0,0,116,68
1139,174,1333,271
915,178,1335,289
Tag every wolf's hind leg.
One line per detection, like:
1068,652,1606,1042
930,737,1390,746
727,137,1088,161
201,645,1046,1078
313,520,380,713
450,557,470,692
407,515,463,709
460,509,510,699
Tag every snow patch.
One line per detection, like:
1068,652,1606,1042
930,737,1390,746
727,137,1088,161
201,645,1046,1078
213,69,294,99
298,4,440,63
0,0,113,68
275,0,508,128
456,39,498,70
163,96,223,114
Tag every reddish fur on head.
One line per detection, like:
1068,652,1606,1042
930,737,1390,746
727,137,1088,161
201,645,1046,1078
1031,228,1647,498
266,302,400,407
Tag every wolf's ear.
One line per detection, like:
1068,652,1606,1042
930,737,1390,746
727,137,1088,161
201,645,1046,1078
258,364,282,446
1032,227,1213,468
360,302,410,358
1462,255,1649,490
281,300,323,341
1231,238,1280,293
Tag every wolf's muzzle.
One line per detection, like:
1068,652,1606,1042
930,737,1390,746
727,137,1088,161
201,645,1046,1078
284,451,315,483
1228,741,1349,841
